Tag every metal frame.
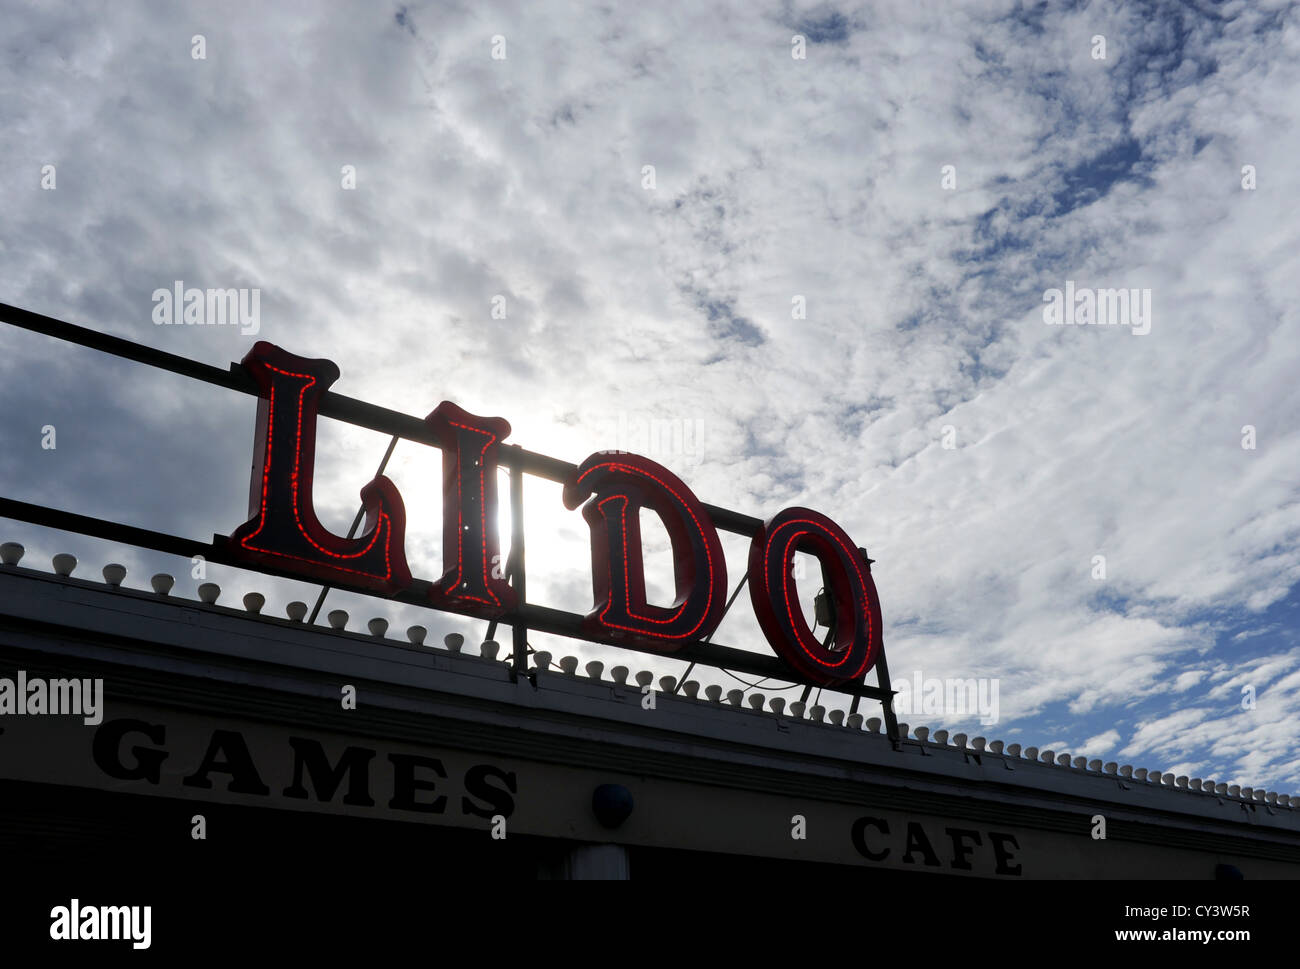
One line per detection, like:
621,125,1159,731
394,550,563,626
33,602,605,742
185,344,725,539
0,302,899,738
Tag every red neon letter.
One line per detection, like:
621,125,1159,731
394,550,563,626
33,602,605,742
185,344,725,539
748,507,882,685
424,401,515,617
563,452,727,651
229,342,411,595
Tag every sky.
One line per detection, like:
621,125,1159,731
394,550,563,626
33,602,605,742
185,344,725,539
1,0,1298,793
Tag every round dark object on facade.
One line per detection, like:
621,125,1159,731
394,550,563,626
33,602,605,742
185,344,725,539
592,784,634,829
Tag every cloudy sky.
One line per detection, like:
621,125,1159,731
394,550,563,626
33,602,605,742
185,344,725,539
2,0,1298,792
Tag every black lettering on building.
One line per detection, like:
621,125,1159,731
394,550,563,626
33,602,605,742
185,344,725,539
388,753,448,813
945,827,982,870
850,816,890,861
92,719,168,783
283,737,376,806
462,764,517,819
902,821,941,867
989,831,1022,876
182,729,270,795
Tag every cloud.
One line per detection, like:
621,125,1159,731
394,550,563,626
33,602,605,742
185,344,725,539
1,0,1298,792
1079,729,1121,757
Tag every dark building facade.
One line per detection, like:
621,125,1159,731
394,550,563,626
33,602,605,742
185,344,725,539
3,560,1298,881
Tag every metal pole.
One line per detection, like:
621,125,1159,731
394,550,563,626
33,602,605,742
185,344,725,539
672,662,696,695
672,571,748,694
510,468,528,677
307,434,400,625
0,304,767,535
860,547,900,747
875,641,899,747
1,492,897,698
485,559,513,645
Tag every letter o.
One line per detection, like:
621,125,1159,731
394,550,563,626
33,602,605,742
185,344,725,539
748,507,882,685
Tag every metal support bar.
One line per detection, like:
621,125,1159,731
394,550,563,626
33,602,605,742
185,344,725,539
0,497,209,560
672,570,748,695
0,301,256,394
714,571,749,631
485,532,522,646
510,467,528,678
672,661,695,695
0,495,897,701
875,642,899,746
0,303,764,534
860,548,900,746
307,434,400,625
0,307,903,716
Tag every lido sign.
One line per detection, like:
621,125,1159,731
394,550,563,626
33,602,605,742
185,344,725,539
227,343,883,687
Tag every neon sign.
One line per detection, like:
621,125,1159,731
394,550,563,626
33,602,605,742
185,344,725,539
229,342,883,687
